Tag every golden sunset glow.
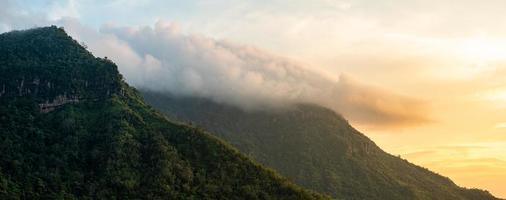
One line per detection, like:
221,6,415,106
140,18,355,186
2,0,506,198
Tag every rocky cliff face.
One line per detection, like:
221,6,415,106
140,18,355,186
39,94,80,113
0,76,113,113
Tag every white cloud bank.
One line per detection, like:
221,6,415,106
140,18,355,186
59,19,430,127
0,0,430,127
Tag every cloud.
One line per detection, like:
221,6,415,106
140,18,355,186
0,0,49,31
98,21,335,109
79,20,430,127
331,75,431,127
47,0,80,21
0,0,432,127
403,145,506,198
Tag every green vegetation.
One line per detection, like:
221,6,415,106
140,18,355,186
142,92,500,200
0,26,327,199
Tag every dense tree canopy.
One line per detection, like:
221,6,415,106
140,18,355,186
142,91,499,200
0,26,327,199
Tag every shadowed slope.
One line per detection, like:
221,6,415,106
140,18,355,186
142,91,498,200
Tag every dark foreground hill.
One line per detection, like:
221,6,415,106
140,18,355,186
142,91,499,200
0,26,327,199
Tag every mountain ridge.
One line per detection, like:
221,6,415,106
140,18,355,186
0,26,327,199
142,90,499,200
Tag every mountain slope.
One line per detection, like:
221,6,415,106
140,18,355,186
0,26,327,199
142,91,499,200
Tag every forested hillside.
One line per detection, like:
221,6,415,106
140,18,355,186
142,91,499,200
0,26,327,199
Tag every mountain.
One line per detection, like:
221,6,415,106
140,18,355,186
141,91,499,200
0,26,328,199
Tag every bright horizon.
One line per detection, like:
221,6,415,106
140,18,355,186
2,0,506,197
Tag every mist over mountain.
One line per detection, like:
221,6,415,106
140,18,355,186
0,26,327,199
57,20,430,128
0,1,432,127
2,0,506,197
142,91,498,200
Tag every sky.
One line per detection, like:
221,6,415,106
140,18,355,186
1,0,506,197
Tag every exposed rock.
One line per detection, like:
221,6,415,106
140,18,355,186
39,95,80,113
0,84,5,97
18,78,24,96
33,78,40,85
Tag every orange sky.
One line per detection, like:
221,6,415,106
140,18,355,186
2,0,505,197
196,1,506,197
